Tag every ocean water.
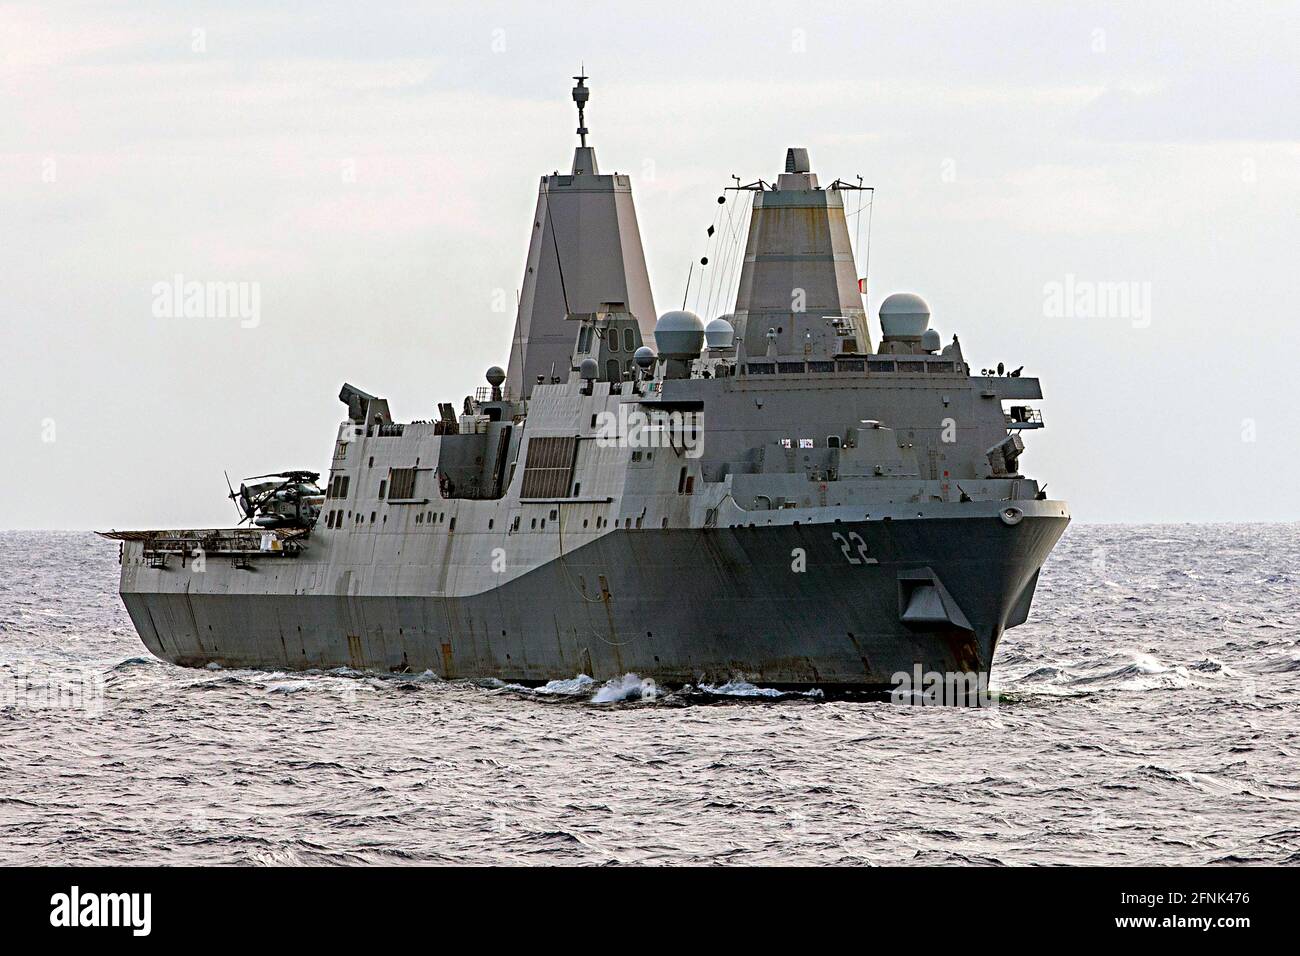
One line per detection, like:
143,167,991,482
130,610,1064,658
1,525,1297,866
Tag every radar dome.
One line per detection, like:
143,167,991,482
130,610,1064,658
654,310,705,359
633,346,656,371
579,358,598,381
485,366,505,387
704,317,735,350
920,329,941,353
879,292,930,340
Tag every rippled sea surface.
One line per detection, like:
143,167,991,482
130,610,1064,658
2,525,1297,865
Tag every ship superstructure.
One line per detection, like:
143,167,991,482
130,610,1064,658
105,78,1069,693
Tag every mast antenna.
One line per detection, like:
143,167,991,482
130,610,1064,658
572,67,589,146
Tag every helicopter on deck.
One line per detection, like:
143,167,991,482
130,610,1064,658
225,470,324,529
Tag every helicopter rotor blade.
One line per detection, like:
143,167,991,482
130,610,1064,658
223,470,244,523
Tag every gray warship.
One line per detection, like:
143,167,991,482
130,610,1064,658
105,77,1069,692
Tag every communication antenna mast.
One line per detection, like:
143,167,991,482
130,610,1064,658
572,67,589,146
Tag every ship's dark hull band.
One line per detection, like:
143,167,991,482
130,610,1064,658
122,515,1068,689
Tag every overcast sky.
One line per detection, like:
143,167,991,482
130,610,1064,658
4,1,1298,528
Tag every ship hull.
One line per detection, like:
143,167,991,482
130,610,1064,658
119,511,1068,691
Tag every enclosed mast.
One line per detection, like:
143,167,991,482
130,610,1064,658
505,75,657,400
730,148,871,359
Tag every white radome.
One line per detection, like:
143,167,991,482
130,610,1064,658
879,292,931,339
654,310,705,358
704,316,735,350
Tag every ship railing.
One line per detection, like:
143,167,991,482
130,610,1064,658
1005,407,1044,429
738,357,958,376
98,528,308,557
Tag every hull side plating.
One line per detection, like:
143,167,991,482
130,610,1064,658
121,513,1067,689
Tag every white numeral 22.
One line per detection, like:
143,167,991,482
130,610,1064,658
832,531,878,566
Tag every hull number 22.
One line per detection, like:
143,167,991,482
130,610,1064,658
832,531,879,566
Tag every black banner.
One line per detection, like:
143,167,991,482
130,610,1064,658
0,866,1277,941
